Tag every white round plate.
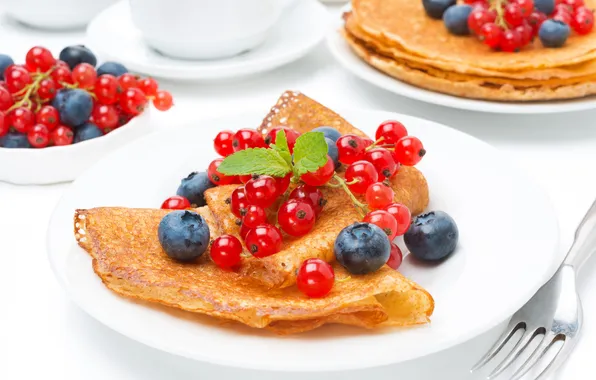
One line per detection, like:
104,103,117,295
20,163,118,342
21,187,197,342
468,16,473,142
48,109,562,371
86,0,328,81
327,11,596,114
0,110,152,185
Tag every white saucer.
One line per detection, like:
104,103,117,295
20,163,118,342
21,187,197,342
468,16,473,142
86,0,329,81
47,108,562,371
327,8,596,114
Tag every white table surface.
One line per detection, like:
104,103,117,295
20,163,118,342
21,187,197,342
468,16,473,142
2,4,596,380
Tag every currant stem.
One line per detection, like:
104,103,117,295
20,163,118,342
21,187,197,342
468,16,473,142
331,173,369,217
365,136,385,151
489,0,508,29
7,66,56,112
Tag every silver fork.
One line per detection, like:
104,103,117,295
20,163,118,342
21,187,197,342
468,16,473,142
471,198,596,380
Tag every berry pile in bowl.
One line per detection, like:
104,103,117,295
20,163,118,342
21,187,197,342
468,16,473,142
426,0,594,51
0,45,173,184
159,121,458,299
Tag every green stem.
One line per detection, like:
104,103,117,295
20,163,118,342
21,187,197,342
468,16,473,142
365,136,385,151
489,0,508,29
7,67,56,112
332,173,368,217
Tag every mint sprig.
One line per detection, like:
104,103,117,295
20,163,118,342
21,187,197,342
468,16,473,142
218,131,328,180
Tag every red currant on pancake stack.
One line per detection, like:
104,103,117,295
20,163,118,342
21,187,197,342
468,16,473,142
0,45,173,149
423,0,594,51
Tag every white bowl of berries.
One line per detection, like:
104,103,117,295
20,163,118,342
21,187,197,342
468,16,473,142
0,45,173,185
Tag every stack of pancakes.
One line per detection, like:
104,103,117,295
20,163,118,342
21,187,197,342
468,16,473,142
75,91,435,335
344,0,596,101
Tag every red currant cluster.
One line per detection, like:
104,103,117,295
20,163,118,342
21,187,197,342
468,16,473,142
162,121,426,298
0,46,173,148
466,0,593,51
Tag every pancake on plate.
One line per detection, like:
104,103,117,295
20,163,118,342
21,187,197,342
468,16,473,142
343,0,596,101
74,91,434,334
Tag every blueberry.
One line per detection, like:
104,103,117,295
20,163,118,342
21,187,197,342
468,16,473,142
59,45,97,70
539,19,570,48
325,137,340,169
312,126,341,142
334,222,391,274
0,132,30,148
534,0,555,15
0,54,14,80
176,171,216,207
443,5,473,36
52,88,71,109
56,89,93,127
158,210,210,262
73,122,103,143
404,211,458,262
423,0,456,19
97,61,128,77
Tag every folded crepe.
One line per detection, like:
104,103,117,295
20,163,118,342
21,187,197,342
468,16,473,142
74,91,434,334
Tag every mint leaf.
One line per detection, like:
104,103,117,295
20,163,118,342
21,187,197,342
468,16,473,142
292,132,328,176
269,129,292,167
217,148,292,177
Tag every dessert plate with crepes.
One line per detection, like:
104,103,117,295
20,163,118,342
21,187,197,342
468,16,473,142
328,0,596,113
48,92,561,370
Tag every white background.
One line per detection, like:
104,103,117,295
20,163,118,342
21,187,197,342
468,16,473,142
2,3,596,380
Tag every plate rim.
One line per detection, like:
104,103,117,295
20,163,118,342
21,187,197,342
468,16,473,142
326,8,596,114
86,0,329,80
47,109,562,371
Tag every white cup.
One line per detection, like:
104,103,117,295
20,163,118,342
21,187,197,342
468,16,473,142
129,0,296,60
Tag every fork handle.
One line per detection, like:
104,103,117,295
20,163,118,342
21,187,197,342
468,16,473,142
564,198,596,270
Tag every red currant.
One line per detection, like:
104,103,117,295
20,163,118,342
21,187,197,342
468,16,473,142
0,86,14,111
479,23,504,48
118,73,138,90
375,120,408,144
275,173,292,196
242,205,267,229
0,111,6,137
230,186,249,217
515,21,534,46
72,63,97,89
572,8,594,34
386,243,403,270
513,0,534,17
211,235,243,269
289,184,326,216
504,3,525,26
25,46,55,72
553,9,573,23
362,137,374,149
232,128,265,151
214,130,235,157
116,107,132,126
55,60,69,69
119,88,147,115
468,9,497,35
528,11,547,34
300,156,335,186
37,78,57,100
245,175,278,208
36,105,59,130
208,158,238,185
264,127,300,152
7,107,34,133
278,199,316,237
161,195,191,210
245,224,283,258
297,258,334,298
51,66,72,88
345,160,378,194
138,77,159,96
94,74,119,105
153,90,173,111
564,0,584,9
364,147,398,179
4,66,31,93
365,182,395,209
336,134,366,164
50,125,74,146
384,203,412,236
27,124,50,148
394,136,425,166
92,104,119,130
240,224,251,241
363,210,398,241
239,174,253,184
